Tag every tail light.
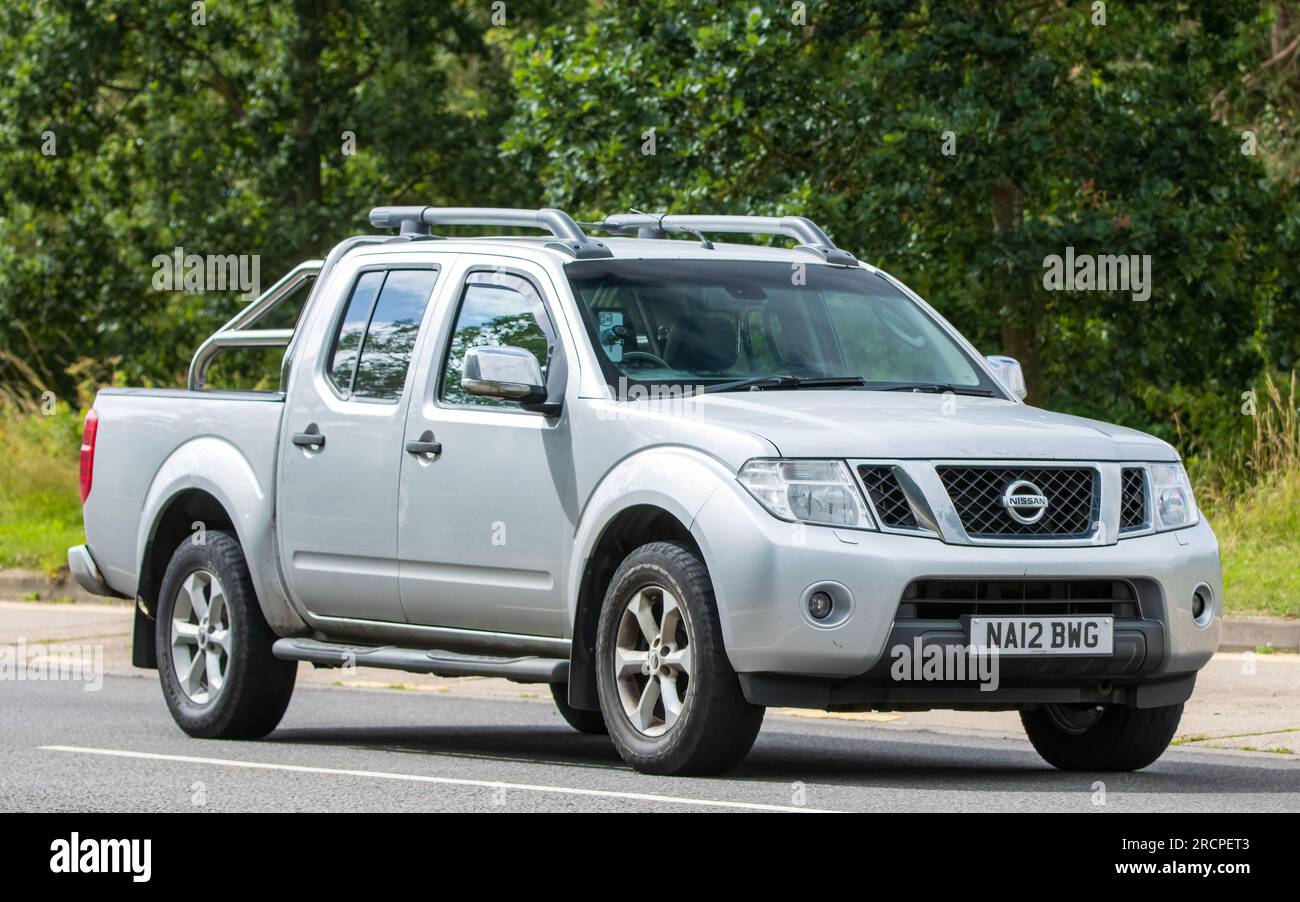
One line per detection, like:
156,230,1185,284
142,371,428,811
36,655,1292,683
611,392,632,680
79,409,99,504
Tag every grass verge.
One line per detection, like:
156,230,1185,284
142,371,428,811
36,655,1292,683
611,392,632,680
0,404,84,573
1196,373,1300,619
1206,469,1300,618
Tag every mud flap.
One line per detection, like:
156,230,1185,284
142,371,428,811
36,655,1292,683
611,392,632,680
132,599,158,669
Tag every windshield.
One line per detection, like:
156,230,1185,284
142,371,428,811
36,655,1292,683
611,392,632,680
565,259,1002,395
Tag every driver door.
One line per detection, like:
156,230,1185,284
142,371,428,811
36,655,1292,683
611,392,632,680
396,260,578,637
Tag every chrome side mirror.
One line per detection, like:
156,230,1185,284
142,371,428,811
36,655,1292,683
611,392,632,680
985,355,1027,400
461,346,547,404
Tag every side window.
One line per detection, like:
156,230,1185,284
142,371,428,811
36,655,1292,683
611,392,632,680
326,268,438,401
328,271,384,392
440,274,553,409
353,270,438,400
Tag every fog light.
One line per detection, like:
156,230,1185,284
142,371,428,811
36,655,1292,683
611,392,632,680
1191,584,1214,627
808,591,834,620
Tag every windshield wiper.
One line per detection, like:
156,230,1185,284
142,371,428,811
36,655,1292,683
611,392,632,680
882,382,997,397
700,376,996,396
702,375,867,394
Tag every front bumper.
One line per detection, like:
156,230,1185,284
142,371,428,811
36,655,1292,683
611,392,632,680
737,670,1198,711
690,484,1222,686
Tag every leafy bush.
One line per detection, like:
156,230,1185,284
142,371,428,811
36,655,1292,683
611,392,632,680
0,400,84,573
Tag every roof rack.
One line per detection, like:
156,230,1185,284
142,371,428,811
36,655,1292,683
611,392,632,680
592,213,858,266
368,206,857,266
368,206,613,259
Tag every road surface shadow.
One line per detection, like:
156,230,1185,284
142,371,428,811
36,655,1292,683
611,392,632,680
268,724,624,768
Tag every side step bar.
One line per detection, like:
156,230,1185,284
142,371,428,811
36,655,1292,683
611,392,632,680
272,638,567,684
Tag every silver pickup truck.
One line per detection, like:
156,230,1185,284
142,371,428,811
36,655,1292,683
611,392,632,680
70,206,1222,775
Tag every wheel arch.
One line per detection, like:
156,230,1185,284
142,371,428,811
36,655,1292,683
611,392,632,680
137,488,235,619
134,437,306,669
568,504,703,711
565,448,735,711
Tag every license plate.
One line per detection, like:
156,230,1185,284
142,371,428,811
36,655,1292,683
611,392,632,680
969,616,1113,656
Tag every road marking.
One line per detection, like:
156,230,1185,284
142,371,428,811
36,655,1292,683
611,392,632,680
41,745,838,813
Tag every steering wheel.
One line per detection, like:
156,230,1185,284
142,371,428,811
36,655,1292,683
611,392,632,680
621,350,671,369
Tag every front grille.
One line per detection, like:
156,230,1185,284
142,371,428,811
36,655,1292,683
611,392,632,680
1120,467,1148,531
937,465,1095,538
896,578,1140,620
857,465,918,529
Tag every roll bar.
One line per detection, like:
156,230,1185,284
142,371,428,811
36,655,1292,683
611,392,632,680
187,260,322,390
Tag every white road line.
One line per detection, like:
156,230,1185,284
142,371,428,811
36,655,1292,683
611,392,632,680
40,745,837,813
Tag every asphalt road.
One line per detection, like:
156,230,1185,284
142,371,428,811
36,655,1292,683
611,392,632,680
3,673,1298,813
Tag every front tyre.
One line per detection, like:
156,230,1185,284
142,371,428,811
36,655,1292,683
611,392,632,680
596,541,764,775
1020,703,1183,771
155,530,296,739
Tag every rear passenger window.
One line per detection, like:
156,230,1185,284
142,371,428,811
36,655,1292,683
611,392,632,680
326,268,438,401
353,271,438,400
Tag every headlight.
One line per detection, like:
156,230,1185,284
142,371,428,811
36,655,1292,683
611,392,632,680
737,459,874,529
1150,462,1199,530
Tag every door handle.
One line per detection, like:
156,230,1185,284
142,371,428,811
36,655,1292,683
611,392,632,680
292,431,326,449
405,430,441,457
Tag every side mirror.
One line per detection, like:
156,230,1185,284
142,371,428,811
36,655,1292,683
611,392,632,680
985,355,1027,400
461,346,548,404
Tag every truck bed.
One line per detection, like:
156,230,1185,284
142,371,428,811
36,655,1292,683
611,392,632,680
84,388,286,598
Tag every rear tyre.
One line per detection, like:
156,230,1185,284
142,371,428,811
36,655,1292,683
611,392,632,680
1020,702,1183,771
155,530,296,739
596,541,764,775
549,683,608,735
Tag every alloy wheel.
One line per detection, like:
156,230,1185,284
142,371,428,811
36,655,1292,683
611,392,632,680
170,569,231,704
614,586,694,737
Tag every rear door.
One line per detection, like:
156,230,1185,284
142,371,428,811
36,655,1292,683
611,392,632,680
277,255,443,622
396,257,578,637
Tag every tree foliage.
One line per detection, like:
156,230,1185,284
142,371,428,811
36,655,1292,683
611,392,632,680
506,0,1297,453
0,0,570,389
0,0,1296,462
